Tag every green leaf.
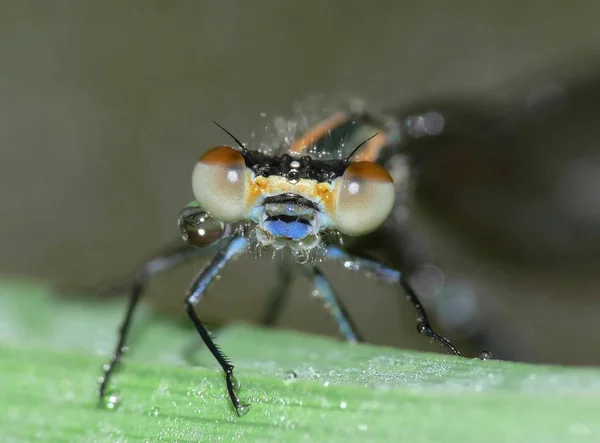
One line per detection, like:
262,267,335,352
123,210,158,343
1,278,599,442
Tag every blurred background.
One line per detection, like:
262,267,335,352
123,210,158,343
1,1,599,366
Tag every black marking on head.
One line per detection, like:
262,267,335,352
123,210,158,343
265,214,312,224
263,193,320,210
242,151,349,182
219,112,388,182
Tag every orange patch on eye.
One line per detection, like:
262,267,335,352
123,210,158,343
346,162,393,183
199,146,244,165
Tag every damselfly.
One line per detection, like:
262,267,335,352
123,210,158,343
97,99,482,415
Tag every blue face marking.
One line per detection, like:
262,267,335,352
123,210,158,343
263,219,312,240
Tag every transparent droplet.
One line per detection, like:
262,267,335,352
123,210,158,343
231,375,241,390
292,248,311,264
339,401,347,409
478,350,493,360
416,322,431,336
343,261,359,271
237,404,251,416
178,207,224,247
103,392,121,410
148,406,160,417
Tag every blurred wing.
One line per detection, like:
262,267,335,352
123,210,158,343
390,75,600,269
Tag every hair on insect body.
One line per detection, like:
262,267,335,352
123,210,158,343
98,104,488,416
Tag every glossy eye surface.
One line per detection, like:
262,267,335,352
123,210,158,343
192,146,250,222
332,161,395,236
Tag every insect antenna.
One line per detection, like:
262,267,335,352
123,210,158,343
213,121,247,153
344,133,379,162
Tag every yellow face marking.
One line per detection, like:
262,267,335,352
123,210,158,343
243,172,335,213
316,182,336,217
246,174,267,209
242,162,392,220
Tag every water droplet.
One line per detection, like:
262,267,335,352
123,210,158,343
304,366,321,379
343,261,359,271
231,375,241,390
237,404,251,416
293,249,310,264
479,350,493,360
148,407,160,417
340,401,347,409
103,392,121,410
358,423,368,431
285,371,297,381
416,322,431,336
323,381,330,387
179,207,224,247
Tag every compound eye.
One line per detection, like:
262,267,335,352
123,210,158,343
332,161,395,236
192,146,250,222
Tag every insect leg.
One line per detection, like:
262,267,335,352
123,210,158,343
99,240,206,399
326,245,460,356
260,259,294,326
184,235,249,416
301,265,364,344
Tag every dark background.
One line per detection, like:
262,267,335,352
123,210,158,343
1,1,599,365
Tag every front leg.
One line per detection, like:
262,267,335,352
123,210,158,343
99,241,205,401
326,245,460,356
184,235,250,416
